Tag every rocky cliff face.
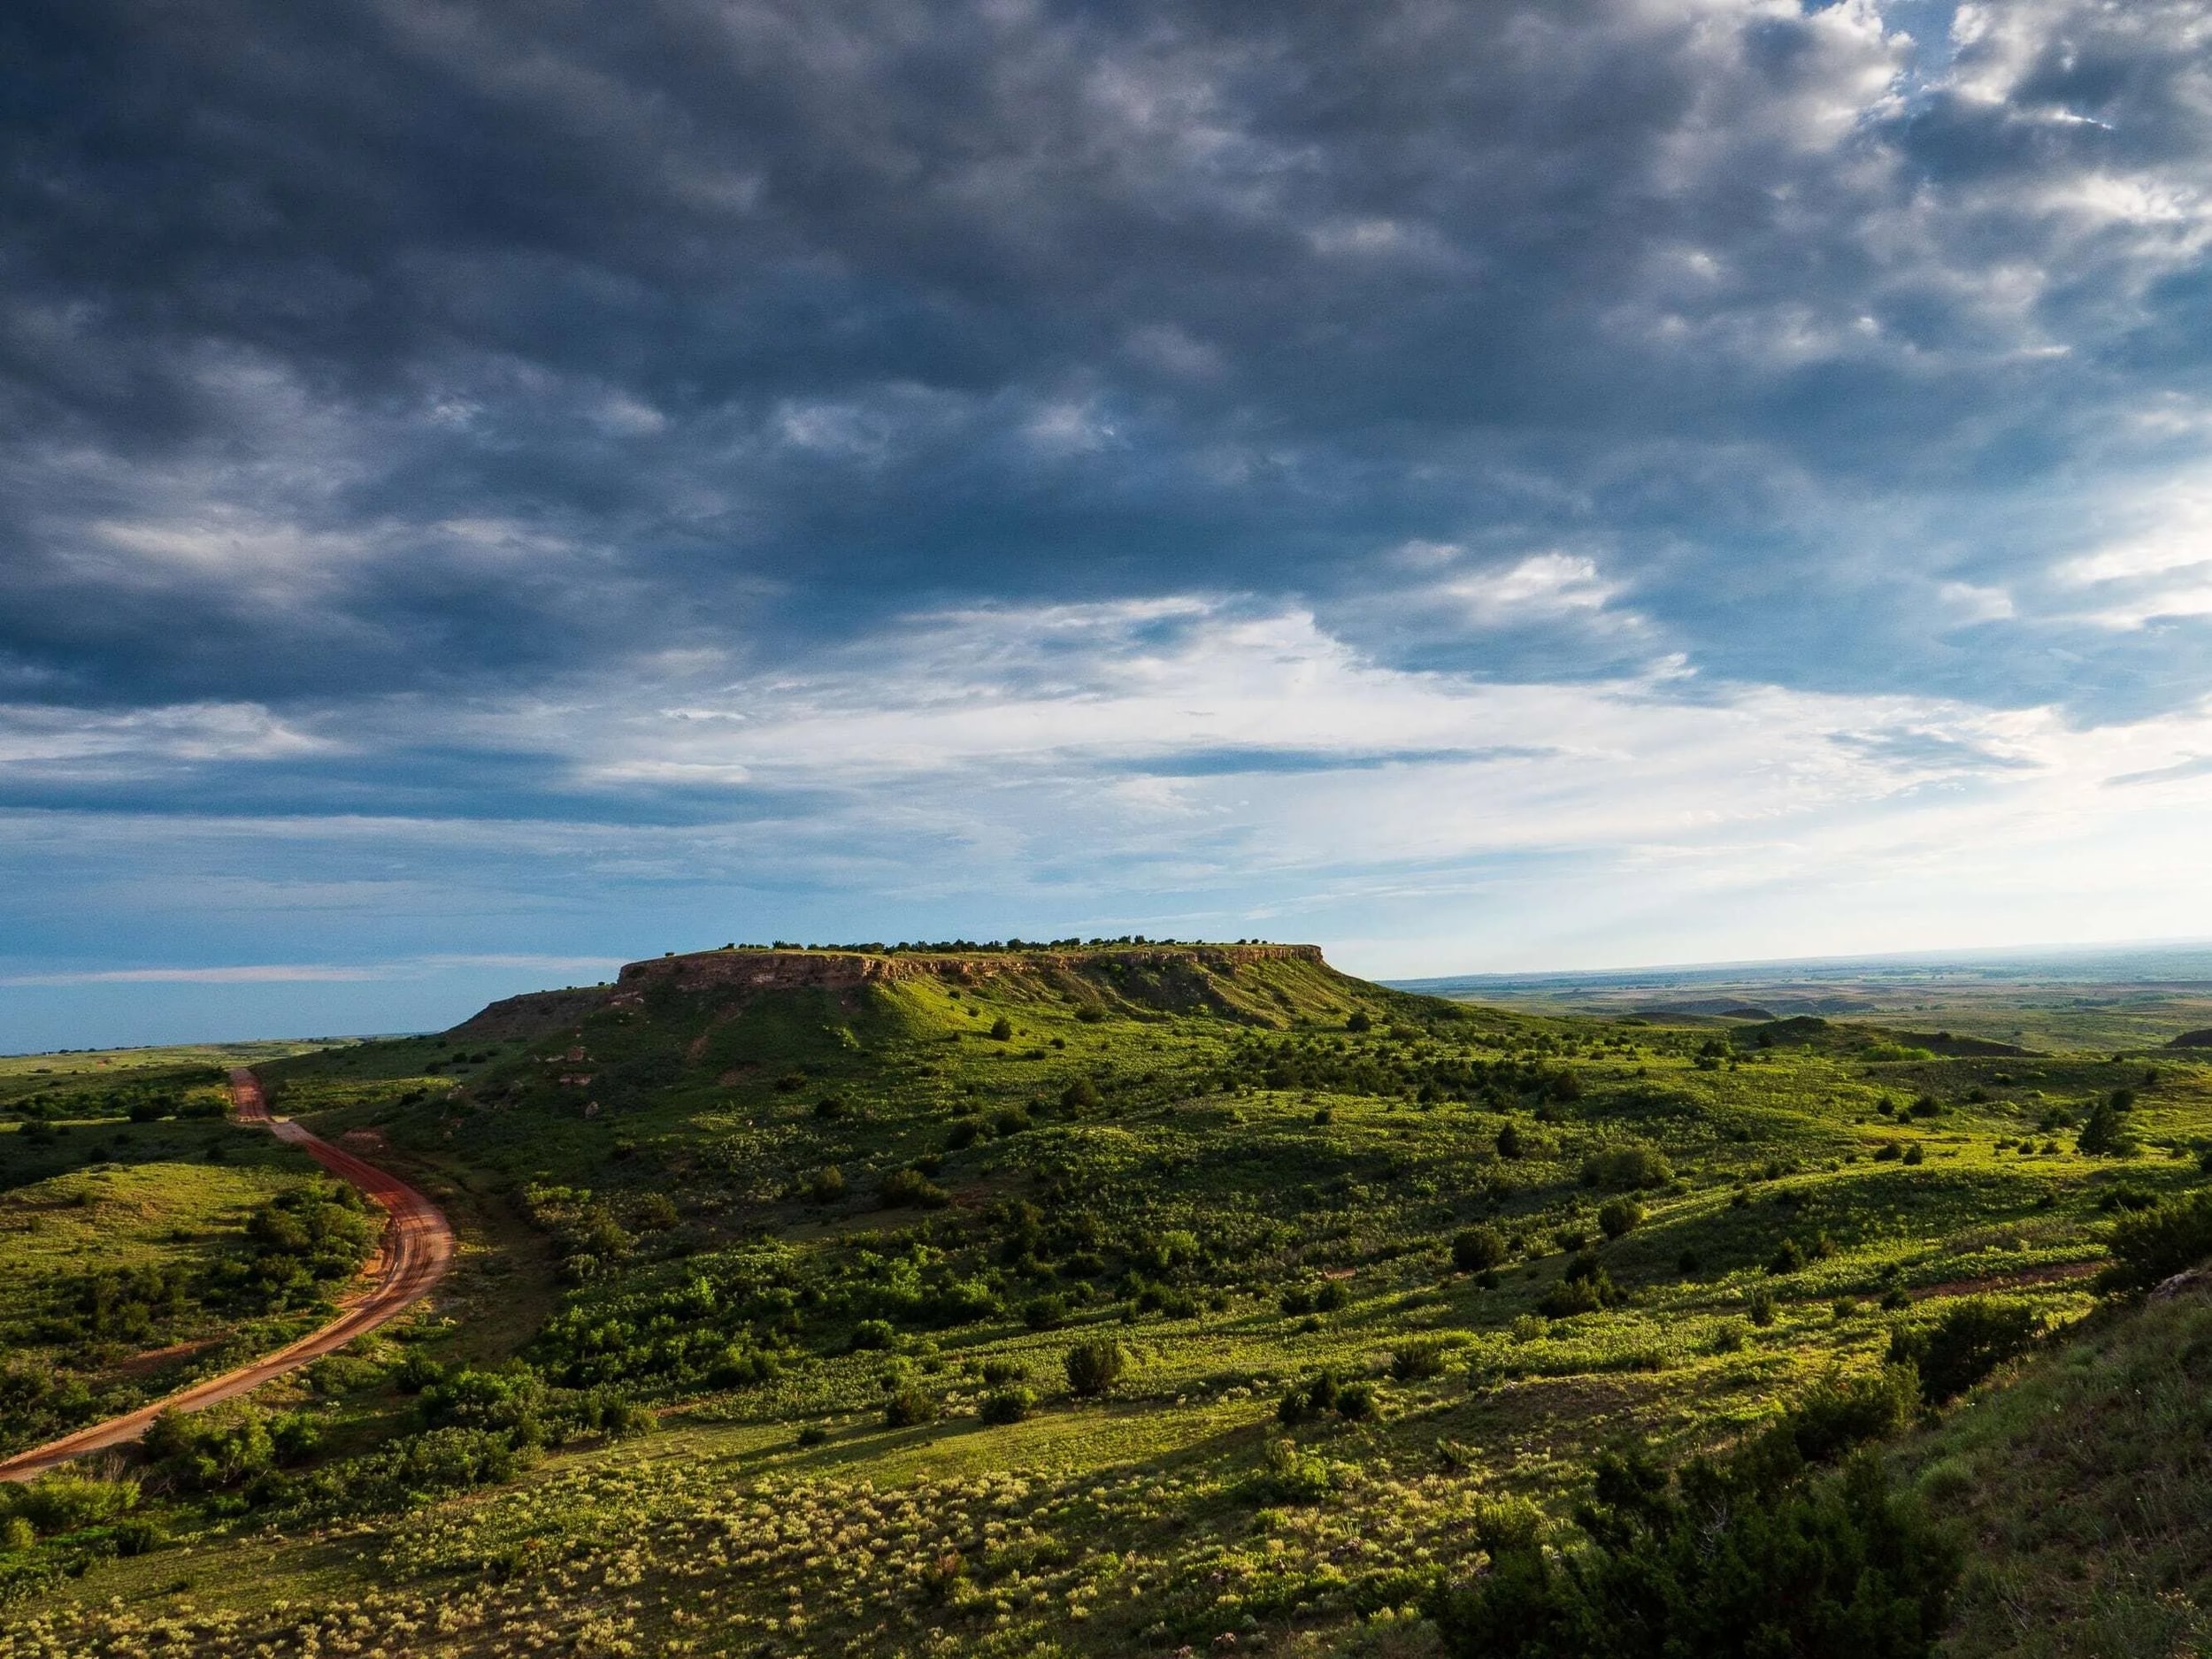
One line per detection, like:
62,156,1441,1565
611,942,1324,997
449,942,1334,1036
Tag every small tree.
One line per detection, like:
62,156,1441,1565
2078,1096,2137,1157
988,1016,1013,1041
1064,1337,1125,1398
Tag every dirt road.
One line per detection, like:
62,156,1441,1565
0,1069,454,1482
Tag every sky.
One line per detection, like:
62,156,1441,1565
8,0,2212,1050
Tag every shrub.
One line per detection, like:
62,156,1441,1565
1888,1299,2037,1403
1427,1449,1957,1659
1494,1122,1526,1159
4,1474,139,1537
1765,1365,1921,1466
1335,1379,1377,1420
1073,1004,1106,1024
1061,1077,1102,1110
1312,1279,1348,1312
1279,1379,1320,1425
1901,1143,1925,1165
2101,1189,2212,1293
807,1164,847,1203
980,1386,1034,1424
1391,1340,1450,1382
1021,1294,1069,1330
884,1387,937,1428
634,1193,680,1232
1766,1238,1805,1275
1452,1225,1508,1272
1346,1010,1372,1032
849,1319,896,1351
290,1428,517,1518
1064,1337,1125,1397
143,1402,289,1491
1580,1144,1675,1191
879,1167,949,1209
812,1095,847,1119
1540,1251,1624,1317
1747,1286,1778,1326
1248,1437,1339,1503
979,1357,1028,1386
1596,1197,1643,1239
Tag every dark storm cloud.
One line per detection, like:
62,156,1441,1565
5,1,2212,730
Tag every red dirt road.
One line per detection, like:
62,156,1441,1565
0,1069,454,1482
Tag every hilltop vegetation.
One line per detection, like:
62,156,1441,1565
6,943,2212,1656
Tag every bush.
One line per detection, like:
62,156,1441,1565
1073,1004,1106,1024
849,1319,896,1351
879,1167,949,1209
1060,1077,1102,1109
1581,1144,1675,1191
987,1017,1013,1041
1452,1225,1508,1273
1766,1365,1921,1466
1391,1340,1450,1381
807,1164,847,1203
1540,1249,1624,1317
1064,1337,1125,1397
4,1474,139,1537
1346,1010,1372,1033
1021,1294,1069,1330
1596,1197,1643,1239
1335,1379,1377,1420
1248,1437,1340,1504
1766,1238,1805,1275
144,1402,294,1491
980,1386,1034,1424
289,1428,517,1518
1747,1286,1778,1326
1901,1143,1925,1166
1427,1449,1957,1659
2101,1189,2212,1293
1888,1299,2037,1403
884,1387,937,1428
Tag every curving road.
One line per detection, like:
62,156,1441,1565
0,1069,454,1482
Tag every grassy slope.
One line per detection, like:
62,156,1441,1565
1905,1283,2212,1659
5,950,2211,1656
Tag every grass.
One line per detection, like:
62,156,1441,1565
2,946,2208,1655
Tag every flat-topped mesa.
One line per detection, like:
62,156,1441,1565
611,941,1325,998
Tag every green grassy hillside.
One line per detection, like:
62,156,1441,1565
4,944,2211,1655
